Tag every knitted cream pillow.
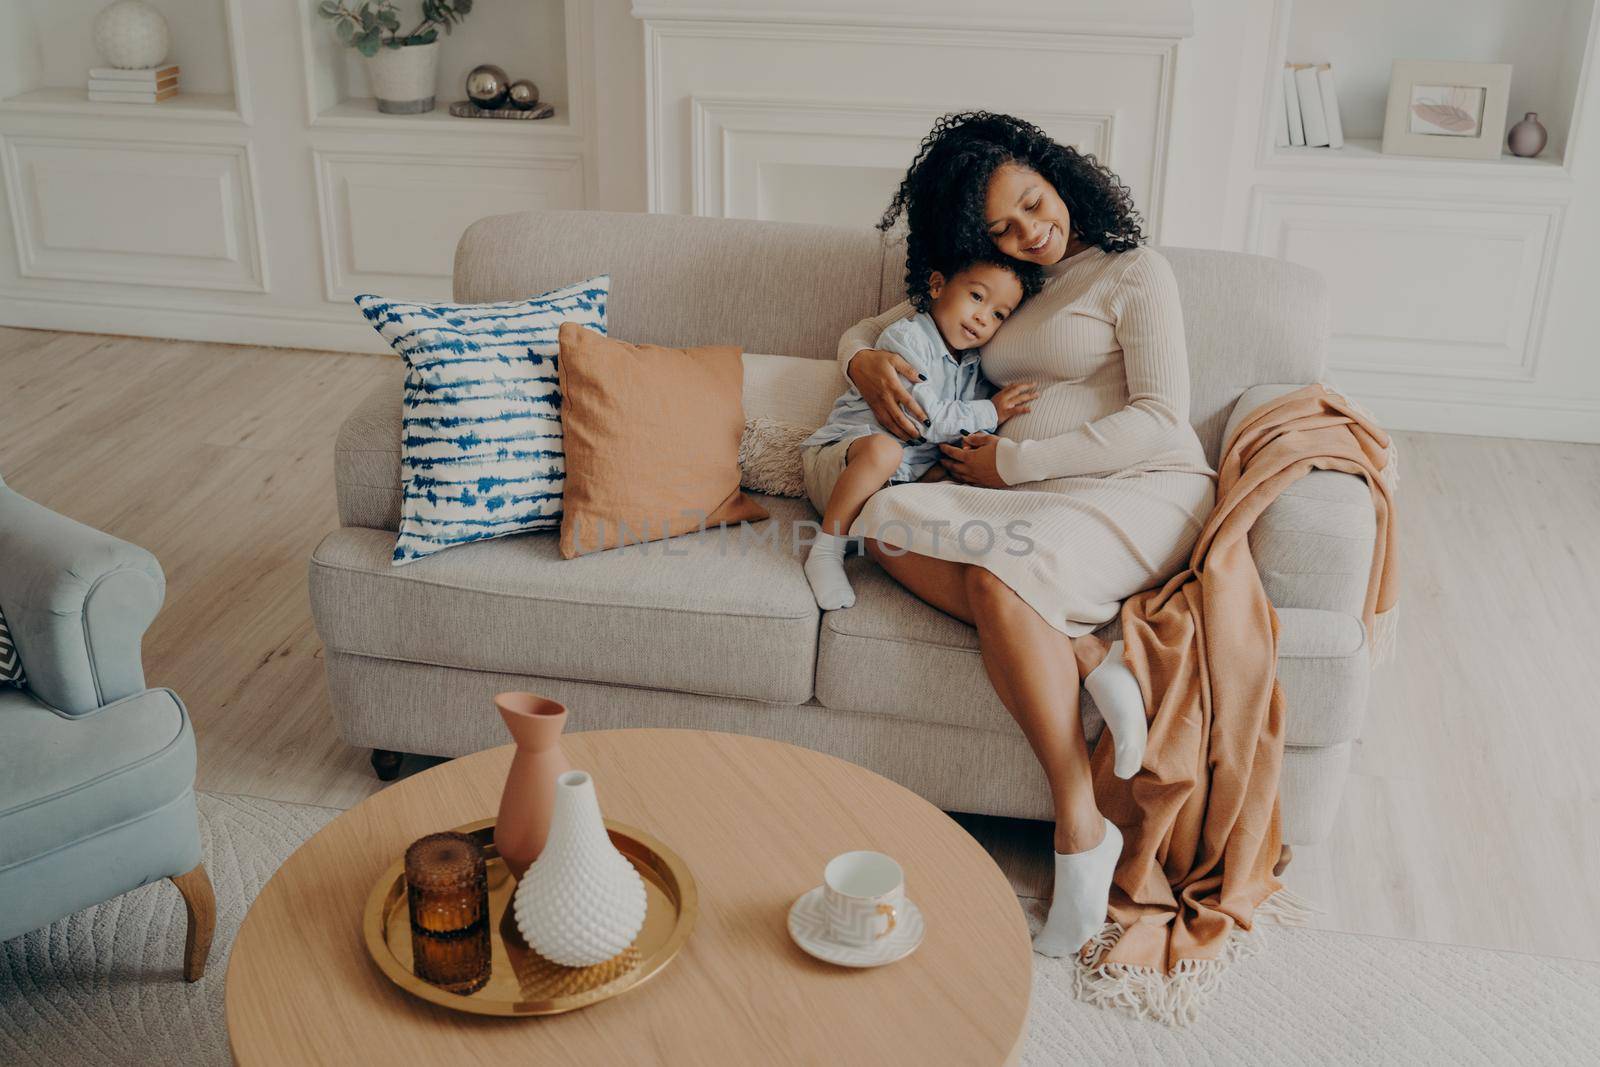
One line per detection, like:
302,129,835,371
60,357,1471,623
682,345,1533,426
738,352,848,498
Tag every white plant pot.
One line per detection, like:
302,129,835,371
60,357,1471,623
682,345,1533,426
363,41,440,114
512,770,648,967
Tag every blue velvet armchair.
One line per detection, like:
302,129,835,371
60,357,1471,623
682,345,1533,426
0,471,213,980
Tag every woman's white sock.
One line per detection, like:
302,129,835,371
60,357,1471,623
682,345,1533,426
1084,640,1148,779
1033,817,1123,958
804,532,856,610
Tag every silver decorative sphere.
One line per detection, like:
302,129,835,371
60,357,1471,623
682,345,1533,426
465,64,511,110
507,79,541,110
93,0,170,70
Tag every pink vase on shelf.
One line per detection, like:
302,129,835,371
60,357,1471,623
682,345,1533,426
492,692,572,880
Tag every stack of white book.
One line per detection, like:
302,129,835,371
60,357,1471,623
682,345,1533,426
87,65,180,104
1274,62,1344,149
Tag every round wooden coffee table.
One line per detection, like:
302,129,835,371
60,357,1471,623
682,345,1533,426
227,729,1032,1063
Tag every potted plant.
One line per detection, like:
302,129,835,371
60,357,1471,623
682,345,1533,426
317,1,473,114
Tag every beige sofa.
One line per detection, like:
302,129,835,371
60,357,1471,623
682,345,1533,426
310,209,1378,846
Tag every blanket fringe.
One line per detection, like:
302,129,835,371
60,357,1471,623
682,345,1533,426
1072,921,1266,1028
1255,885,1321,927
1071,888,1320,1027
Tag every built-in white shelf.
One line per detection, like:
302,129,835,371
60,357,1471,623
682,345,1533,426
0,87,243,123
0,0,251,125
313,98,576,137
1266,135,1569,178
299,0,574,135
1264,0,1597,176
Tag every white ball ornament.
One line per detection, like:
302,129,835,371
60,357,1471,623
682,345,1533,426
93,0,171,70
512,770,648,968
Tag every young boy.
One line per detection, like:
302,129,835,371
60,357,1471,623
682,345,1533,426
800,254,1043,609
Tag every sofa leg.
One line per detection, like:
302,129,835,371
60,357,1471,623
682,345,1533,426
1273,843,1293,876
170,863,216,982
371,748,405,781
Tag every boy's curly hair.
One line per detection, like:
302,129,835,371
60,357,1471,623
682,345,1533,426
908,250,1045,315
880,111,1147,312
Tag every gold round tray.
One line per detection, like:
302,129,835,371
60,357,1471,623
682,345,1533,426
362,816,697,1017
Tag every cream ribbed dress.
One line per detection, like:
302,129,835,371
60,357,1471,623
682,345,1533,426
839,245,1217,637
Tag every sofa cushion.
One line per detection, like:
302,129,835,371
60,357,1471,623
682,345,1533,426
354,276,610,565
556,324,768,558
310,494,820,705
814,560,1369,748
0,686,196,870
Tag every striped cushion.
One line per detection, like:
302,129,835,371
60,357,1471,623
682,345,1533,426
0,604,22,686
355,276,609,564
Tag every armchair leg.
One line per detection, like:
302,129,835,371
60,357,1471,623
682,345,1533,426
170,863,216,982
370,748,405,781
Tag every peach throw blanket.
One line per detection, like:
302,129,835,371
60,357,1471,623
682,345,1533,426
1078,384,1399,1025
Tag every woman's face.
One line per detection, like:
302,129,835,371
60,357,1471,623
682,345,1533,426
982,163,1072,266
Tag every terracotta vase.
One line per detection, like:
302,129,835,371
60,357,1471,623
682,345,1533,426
493,692,572,879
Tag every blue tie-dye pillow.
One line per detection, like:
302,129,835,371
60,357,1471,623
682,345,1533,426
355,276,609,564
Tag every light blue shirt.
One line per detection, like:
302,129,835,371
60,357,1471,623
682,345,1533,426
801,312,999,483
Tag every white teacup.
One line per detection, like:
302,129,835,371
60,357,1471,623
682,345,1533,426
822,851,905,946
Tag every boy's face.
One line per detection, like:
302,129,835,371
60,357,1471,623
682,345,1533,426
927,262,1024,351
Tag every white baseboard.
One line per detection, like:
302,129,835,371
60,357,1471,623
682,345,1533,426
0,290,387,355
1347,388,1600,445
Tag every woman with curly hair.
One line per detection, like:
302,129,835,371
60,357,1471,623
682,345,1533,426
835,112,1217,958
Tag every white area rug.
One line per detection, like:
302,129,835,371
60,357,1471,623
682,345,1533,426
3,793,1598,1065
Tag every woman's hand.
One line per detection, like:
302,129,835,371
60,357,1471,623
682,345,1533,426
938,432,1008,488
847,348,928,441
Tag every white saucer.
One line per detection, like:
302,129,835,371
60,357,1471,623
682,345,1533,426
786,886,925,968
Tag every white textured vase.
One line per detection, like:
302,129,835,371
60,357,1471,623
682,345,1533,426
93,0,170,70
363,41,440,114
512,770,647,967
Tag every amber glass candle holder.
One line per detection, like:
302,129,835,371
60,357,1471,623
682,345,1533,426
404,831,491,994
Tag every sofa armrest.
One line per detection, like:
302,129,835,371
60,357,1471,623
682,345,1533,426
334,368,406,532
0,482,164,714
1224,385,1378,621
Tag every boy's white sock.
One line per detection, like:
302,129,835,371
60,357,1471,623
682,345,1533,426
1033,818,1122,958
1084,640,1148,779
804,532,855,610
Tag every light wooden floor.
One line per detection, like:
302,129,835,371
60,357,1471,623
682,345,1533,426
4,327,1598,963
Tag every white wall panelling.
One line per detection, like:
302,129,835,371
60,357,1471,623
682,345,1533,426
0,135,267,292
642,13,1181,236
1247,189,1564,383
0,1,602,354
689,96,1115,226
315,149,585,302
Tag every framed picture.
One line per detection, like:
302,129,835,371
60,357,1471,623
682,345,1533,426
1381,59,1513,160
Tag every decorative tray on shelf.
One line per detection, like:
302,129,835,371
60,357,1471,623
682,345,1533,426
362,816,697,1017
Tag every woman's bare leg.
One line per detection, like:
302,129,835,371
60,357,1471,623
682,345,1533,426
864,540,1109,668
962,568,1104,852
861,543,1124,954
864,540,1018,714
862,538,976,622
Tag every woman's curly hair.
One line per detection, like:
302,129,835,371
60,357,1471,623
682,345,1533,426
879,111,1147,311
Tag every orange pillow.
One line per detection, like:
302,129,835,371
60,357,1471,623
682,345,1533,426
556,323,769,559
